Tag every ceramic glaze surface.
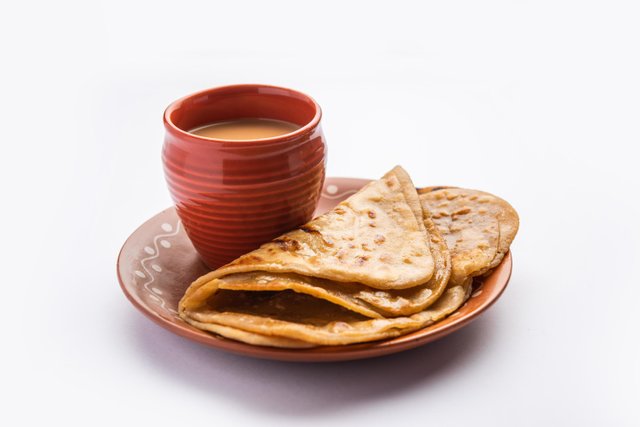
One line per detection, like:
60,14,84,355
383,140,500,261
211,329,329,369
163,84,326,268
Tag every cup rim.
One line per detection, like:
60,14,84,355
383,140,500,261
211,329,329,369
163,83,322,145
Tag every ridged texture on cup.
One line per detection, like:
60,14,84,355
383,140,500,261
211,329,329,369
162,84,326,268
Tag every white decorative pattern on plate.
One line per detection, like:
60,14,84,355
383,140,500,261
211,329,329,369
135,220,182,315
321,183,358,200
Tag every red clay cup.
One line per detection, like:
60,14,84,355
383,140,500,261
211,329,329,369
162,84,326,268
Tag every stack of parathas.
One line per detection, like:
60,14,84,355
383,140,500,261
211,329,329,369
179,166,519,348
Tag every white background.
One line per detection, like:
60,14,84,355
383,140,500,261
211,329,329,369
2,1,639,425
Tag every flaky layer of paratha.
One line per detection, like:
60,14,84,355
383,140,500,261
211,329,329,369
183,279,472,347
419,187,519,285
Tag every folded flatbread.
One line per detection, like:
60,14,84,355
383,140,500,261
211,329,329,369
183,278,472,348
419,187,519,286
179,166,452,346
208,166,436,290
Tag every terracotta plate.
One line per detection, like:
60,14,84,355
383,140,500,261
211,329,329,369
117,178,512,362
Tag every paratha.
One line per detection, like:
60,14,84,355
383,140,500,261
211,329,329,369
178,174,520,348
179,166,452,346
184,279,471,347
205,166,436,290
419,187,519,285
181,167,450,317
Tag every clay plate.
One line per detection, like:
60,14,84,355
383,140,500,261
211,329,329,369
117,178,512,362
